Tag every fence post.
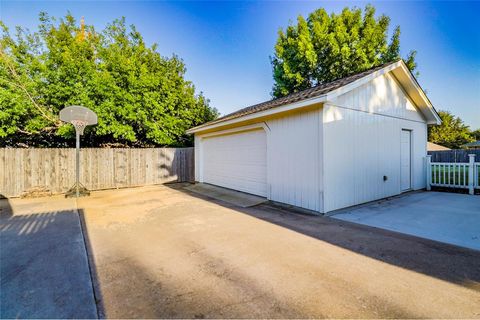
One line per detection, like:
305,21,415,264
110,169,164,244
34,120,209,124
426,155,432,191
468,154,475,195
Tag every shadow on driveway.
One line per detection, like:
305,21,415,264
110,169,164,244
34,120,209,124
167,184,480,287
2,185,479,319
0,197,98,319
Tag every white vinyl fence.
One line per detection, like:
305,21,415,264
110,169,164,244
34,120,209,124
426,154,479,195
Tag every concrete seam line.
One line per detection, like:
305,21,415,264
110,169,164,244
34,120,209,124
75,199,100,319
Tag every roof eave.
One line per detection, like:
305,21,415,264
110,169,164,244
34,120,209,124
186,94,327,134
393,62,442,125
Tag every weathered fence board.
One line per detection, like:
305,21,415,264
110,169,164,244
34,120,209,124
0,148,194,198
428,150,480,163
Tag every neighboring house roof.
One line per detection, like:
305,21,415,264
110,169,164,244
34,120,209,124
462,141,480,149
187,60,441,134
427,142,450,151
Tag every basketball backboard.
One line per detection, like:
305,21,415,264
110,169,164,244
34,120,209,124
60,105,97,135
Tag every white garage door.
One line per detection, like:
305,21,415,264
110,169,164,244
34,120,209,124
202,129,267,197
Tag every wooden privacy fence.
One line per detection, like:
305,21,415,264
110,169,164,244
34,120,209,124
0,148,194,198
428,149,480,163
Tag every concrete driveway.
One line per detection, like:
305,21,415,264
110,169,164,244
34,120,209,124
332,191,480,251
1,184,480,318
0,196,96,318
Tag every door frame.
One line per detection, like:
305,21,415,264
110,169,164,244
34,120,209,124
401,129,412,192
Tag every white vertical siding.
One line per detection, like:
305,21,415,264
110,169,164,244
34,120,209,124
194,135,201,181
323,71,428,212
195,109,323,211
334,73,426,122
266,108,322,212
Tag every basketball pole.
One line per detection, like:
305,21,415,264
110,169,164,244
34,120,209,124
59,105,97,198
75,128,80,198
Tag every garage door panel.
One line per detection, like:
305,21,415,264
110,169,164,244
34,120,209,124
203,174,266,193
205,155,266,166
204,169,266,182
202,129,267,197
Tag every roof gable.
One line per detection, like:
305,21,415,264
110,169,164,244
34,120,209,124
188,60,440,134
332,71,426,123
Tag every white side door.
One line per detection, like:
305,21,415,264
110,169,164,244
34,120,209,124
401,129,412,191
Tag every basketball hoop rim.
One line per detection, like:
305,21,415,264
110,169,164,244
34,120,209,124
71,119,88,135
71,119,88,125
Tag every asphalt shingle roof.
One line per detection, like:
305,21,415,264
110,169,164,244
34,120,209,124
194,60,399,130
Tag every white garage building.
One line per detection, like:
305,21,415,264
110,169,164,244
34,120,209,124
187,60,441,213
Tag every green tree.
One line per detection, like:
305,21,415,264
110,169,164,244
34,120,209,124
271,5,417,98
471,129,480,141
0,13,217,147
428,111,474,149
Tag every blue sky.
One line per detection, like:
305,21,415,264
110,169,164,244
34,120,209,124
1,1,479,129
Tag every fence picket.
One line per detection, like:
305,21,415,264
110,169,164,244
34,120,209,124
429,160,479,191
0,148,195,198
453,164,455,185
428,150,480,163
443,164,447,185
476,164,480,188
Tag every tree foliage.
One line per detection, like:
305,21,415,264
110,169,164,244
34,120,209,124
0,13,217,147
271,5,417,98
428,111,475,149
471,129,480,141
